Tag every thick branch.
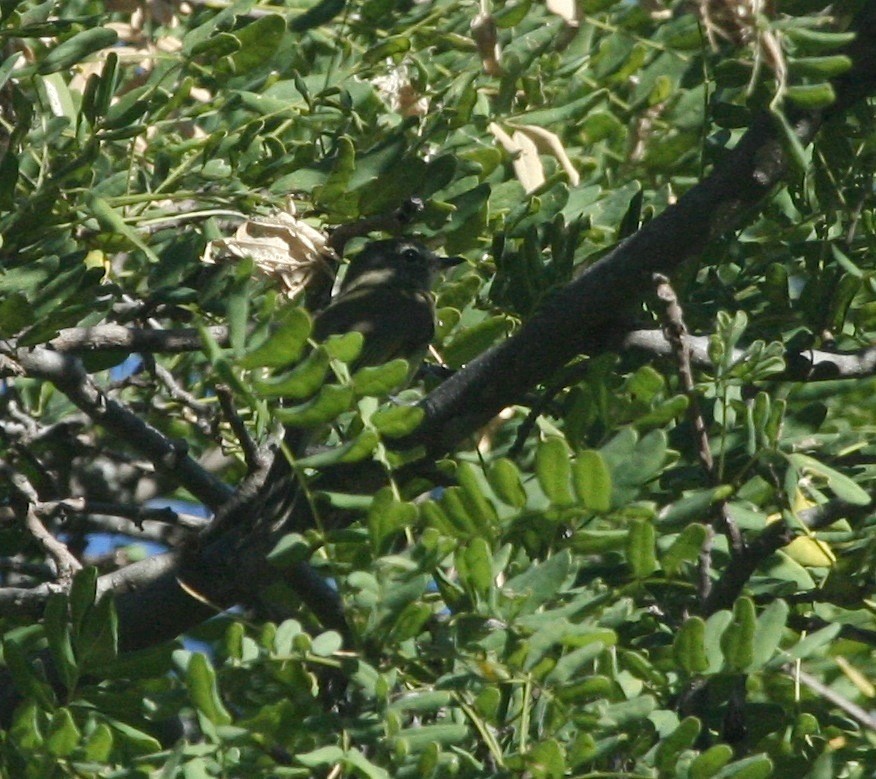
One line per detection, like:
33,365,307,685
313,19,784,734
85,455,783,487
45,325,230,354
400,12,876,456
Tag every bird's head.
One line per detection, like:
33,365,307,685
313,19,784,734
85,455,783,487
340,239,463,294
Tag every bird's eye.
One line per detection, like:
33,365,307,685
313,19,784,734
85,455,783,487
401,247,421,263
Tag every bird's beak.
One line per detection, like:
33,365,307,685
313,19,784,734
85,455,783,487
439,255,465,269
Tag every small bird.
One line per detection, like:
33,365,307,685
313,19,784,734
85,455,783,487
259,238,462,526
312,238,462,370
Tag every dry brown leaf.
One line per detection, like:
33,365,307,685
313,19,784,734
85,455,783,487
203,201,336,298
511,124,580,186
546,0,579,26
489,122,546,193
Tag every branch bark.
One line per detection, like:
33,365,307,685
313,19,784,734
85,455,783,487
400,7,876,455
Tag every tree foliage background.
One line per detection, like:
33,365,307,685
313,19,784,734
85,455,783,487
2,0,876,776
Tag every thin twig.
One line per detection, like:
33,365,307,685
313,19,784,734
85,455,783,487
704,497,873,615
215,384,263,471
789,665,876,732
653,274,714,475
698,524,714,602
327,197,425,256
152,361,214,435
8,471,82,583
7,345,232,510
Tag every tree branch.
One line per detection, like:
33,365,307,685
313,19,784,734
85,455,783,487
6,346,232,510
703,497,874,615
623,329,876,381
44,324,230,354
399,12,876,456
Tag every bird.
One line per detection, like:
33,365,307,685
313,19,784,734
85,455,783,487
311,238,462,371
258,237,462,527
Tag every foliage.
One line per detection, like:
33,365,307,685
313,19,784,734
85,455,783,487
1,0,876,776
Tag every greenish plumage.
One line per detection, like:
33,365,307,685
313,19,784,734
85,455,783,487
260,238,461,526
313,238,458,369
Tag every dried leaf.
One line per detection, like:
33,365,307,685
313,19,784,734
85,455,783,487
203,200,336,298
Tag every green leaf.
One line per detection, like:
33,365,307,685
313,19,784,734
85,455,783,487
436,488,475,534
274,384,354,427
662,523,707,576
85,194,159,263
2,637,55,709
75,592,118,671
0,291,34,337
0,50,22,92
298,429,379,467
370,404,424,437
516,90,606,127
253,347,330,399
388,601,432,642
457,537,493,598
323,331,364,363
296,745,346,768
690,744,733,779
720,597,756,672
544,642,605,684
313,136,357,215
267,533,308,567
571,450,611,512
219,14,285,75
443,315,511,368
786,82,835,109
185,652,232,726
39,27,118,73
388,691,454,713
241,307,312,368
789,55,852,78
367,488,417,551
659,487,735,529
601,428,668,505
290,0,346,31
782,26,855,51
504,549,572,611
749,599,789,671
362,35,410,64
93,50,119,117
457,462,499,526
704,610,733,673
44,592,77,690
673,617,709,674
352,358,411,397
526,738,565,778
46,708,81,757
598,694,656,727
83,723,113,762
389,723,469,751
713,754,773,778
571,529,627,553
536,437,575,507
782,622,841,663
69,566,98,640
626,519,658,578
99,717,161,756
656,716,701,772
487,458,527,508
786,453,871,505
310,631,343,656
